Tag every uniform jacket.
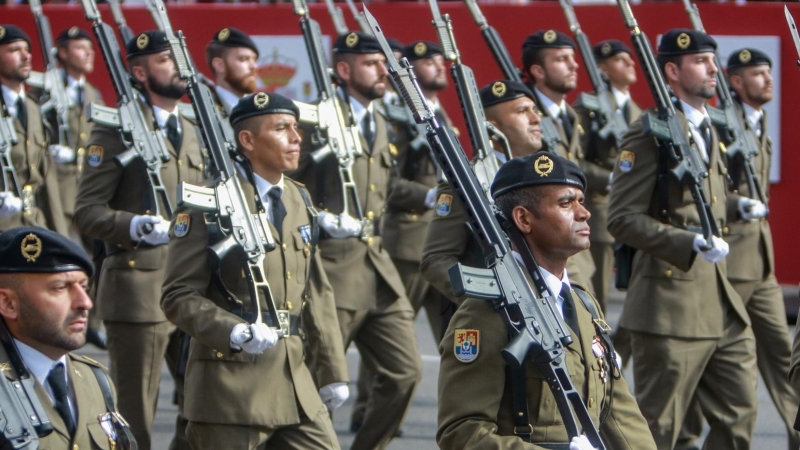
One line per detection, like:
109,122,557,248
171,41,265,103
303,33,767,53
437,286,656,450
73,100,207,322
607,110,749,338
160,176,348,426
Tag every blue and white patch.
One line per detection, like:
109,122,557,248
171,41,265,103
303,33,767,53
436,194,453,216
86,145,103,167
618,150,635,173
173,213,190,237
298,224,312,244
454,329,480,363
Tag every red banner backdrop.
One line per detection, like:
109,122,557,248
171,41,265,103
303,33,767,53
2,2,798,283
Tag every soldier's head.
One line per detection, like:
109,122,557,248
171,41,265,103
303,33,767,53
727,48,773,109
0,227,93,360
522,30,578,96
126,30,187,101
230,92,302,184
657,29,718,108
403,41,447,99
593,39,636,90
0,25,32,88
206,27,259,97
56,27,95,77
480,80,542,156
332,32,388,106
491,153,590,266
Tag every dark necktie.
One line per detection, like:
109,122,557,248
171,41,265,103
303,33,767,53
47,363,76,436
268,187,286,237
621,101,630,124
165,114,182,152
560,283,580,341
559,107,573,140
361,110,374,149
76,84,85,109
15,96,27,130
699,117,712,159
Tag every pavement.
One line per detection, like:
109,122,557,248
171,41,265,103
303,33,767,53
78,286,798,450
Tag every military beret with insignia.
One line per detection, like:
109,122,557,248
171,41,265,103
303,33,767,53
491,151,586,199
657,28,716,57
332,31,382,54
592,39,632,60
210,27,259,58
522,30,576,51
126,30,170,59
229,91,299,126
403,40,443,61
387,37,404,53
0,25,31,47
726,47,771,70
0,226,93,277
56,27,92,45
479,79,535,109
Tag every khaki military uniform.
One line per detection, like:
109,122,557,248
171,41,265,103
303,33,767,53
574,92,641,309
0,91,67,235
290,102,422,450
160,176,347,449
73,101,206,450
607,111,757,449
437,285,657,450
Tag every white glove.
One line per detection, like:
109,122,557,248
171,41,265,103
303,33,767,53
230,322,278,354
318,212,362,239
49,145,75,164
319,382,349,411
129,215,170,245
0,192,22,217
424,188,437,209
607,172,614,192
692,234,729,263
570,435,599,450
738,197,767,221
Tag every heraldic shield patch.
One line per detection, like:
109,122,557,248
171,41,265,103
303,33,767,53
454,329,480,363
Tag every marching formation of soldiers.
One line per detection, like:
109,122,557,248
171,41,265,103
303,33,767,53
0,1,798,449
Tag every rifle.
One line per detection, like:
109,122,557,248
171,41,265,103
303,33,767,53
29,0,72,148
681,0,768,208
108,0,135,46
364,7,607,449
614,0,720,249
787,6,800,69
343,0,370,34
559,0,629,147
322,0,349,36
0,107,23,204
0,318,54,450
79,0,174,221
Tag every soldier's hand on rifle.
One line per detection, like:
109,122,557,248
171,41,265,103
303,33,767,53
230,322,278,354
49,144,76,164
692,234,729,263
319,211,362,238
424,188,437,209
319,382,349,411
570,435,599,450
0,192,22,217
738,197,767,221
129,215,170,245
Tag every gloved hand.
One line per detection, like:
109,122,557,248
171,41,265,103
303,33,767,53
129,215,170,246
607,172,614,192
424,188,437,209
738,197,767,221
230,322,278,354
0,192,22,217
318,212,362,239
569,435,598,450
692,234,729,263
49,145,75,164
319,382,349,411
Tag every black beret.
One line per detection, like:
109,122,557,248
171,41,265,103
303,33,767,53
403,41,443,61
491,152,586,198
657,28,716,57
210,27,259,58
387,38,404,53
332,32,382,54
592,39,632,60
480,80,535,109
126,30,170,59
229,91,299,126
522,30,576,51
0,25,31,47
56,27,92,45
727,48,771,70
0,227,93,277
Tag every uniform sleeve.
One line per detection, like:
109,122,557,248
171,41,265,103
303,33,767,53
573,104,613,196
385,137,434,213
790,311,800,391
40,151,69,236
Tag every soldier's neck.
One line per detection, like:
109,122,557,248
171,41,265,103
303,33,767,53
216,78,245,98
525,237,568,282
148,93,179,113
250,162,282,186
536,85,567,107
609,81,630,94
741,97,764,112
64,67,85,83
0,78,23,95
347,89,373,110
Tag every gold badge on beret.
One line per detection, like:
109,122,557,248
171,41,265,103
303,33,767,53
21,233,42,263
68,27,80,38
0,27,5,40
601,42,612,57
676,33,691,50
534,154,554,177
491,81,507,98
253,92,269,109
543,30,557,44
136,33,149,50
414,41,427,57
218,28,230,42
739,49,751,64
346,32,359,48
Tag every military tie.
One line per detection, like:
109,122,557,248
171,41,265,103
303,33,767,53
361,110,374,149
15,96,27,130
560,283,580,341
47,363,76,436
165,114,182,152
76,84,85,110
559,107,573,140
699,117,712,161
268,186,286,237
621,101,630,124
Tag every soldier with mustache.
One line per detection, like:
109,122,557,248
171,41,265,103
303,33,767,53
205,27,259,117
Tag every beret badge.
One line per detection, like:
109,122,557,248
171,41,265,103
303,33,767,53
218,28,231,42
346,32,359,48
21,233,42,263
543,30,557,44
491,81,507,98
739,49,751,64
253,92,270,109
534,155,554,177
676,33,691,50
136,33,149,50
414,41,427,57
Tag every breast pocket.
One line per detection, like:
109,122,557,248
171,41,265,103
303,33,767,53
292,230,310,285
526,367,562,427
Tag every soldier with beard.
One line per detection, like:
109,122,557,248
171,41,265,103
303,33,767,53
74,30,207,450
205,27,259,117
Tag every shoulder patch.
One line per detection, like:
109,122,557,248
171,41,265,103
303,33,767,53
618,150,635,172
454,329,480,363
74,354,107,370
173,213,191,237
436,194,453,216
87,145,103,167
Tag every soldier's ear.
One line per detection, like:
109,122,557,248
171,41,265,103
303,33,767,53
511,205,534,234
211,57,225,78
130,64,148,85
335,60,351,84
238,129,255,154
663,61,680,84
0,288,20,321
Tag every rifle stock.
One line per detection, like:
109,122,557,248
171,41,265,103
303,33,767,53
109,0,135,45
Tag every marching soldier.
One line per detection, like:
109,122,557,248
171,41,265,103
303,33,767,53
0,25,67,236
607,29,758,449
73,30,206,450
205,27,259,117
437,153,656,450
290,31,422,450
161,92,349,449
0,227,135,449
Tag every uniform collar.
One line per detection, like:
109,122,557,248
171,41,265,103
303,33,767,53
215,85,241,112
13,338,68,396
678,99,709,128
66,74,85,89
152,103,180,130
1,84,24,111
346,91,374,125
611,86,630,109
534,87,565,118
252,171,285,202
742,102,763,130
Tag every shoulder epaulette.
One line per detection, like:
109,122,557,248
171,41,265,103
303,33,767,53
72,354,108,371
177,102,197,122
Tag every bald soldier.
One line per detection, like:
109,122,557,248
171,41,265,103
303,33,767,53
607,29,758,449
0,227,135,449
205,27,259,117
437,153,656,450
161,92,348,449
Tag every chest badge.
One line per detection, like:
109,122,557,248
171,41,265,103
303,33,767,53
454,329,480,363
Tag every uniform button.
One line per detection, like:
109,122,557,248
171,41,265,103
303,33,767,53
199,163,204,170
369,184,376,192
302,301,307,309
215,351,223,358
712,196,717,204
369,157,375,164
282,243,287,251
78,147,85,153
287,301,293,310
366,237,374,246
708,168,713,175
286,271,291,280
72,445,79,450
128,259,136,268
80,132,88,140
177,160,183,167
588,397,595,408
366,211,375,219
665,269,672,277
410,214,418,221
723,226,729,234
